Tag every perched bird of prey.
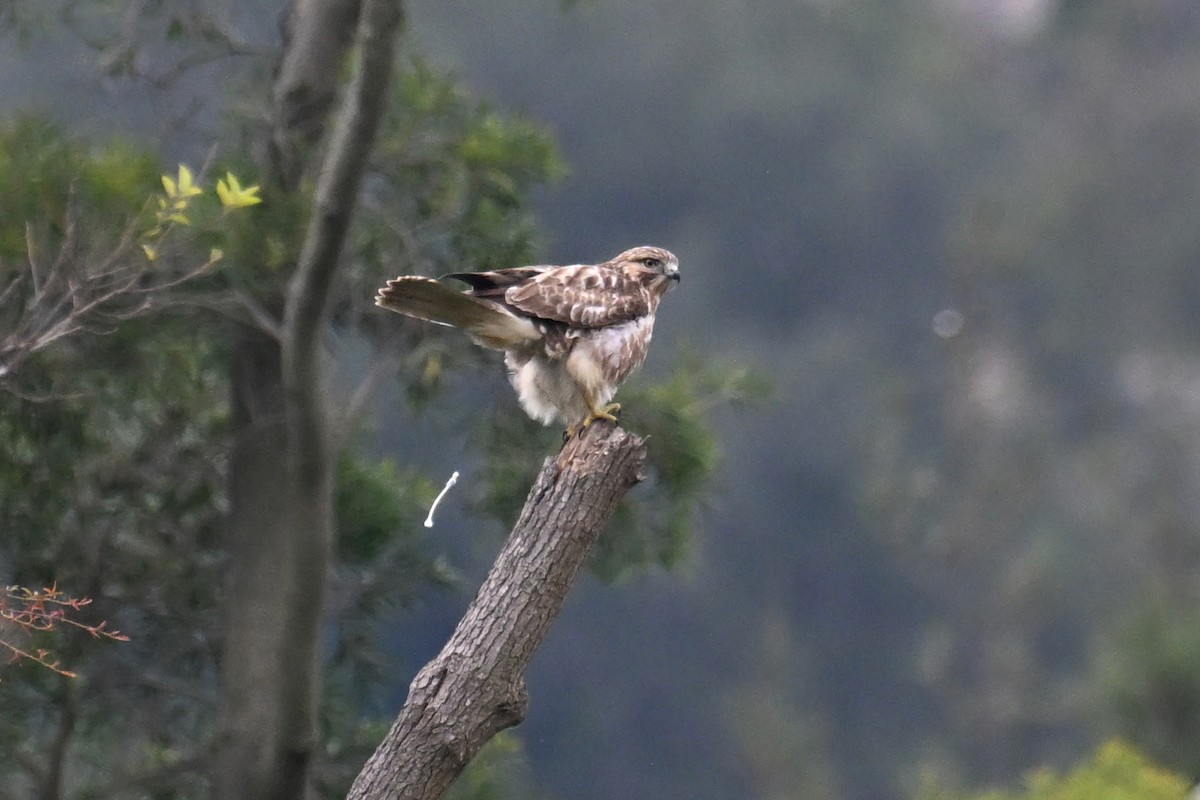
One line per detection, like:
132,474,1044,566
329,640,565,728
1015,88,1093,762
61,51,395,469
376,246,680,434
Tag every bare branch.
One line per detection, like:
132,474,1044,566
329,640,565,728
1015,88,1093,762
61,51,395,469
25,223,43,294
283,0,405,394
214,5,404,799
269,0,366,186
147,16,272,90
0,215,221,385
346,422,647,799
0,273,24,316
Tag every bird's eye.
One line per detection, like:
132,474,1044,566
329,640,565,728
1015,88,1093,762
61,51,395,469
643,257,663,269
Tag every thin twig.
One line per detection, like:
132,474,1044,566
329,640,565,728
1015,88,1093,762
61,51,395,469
25,223,42,295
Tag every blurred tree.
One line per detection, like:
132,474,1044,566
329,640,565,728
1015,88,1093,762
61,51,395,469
863,0,1200,789
0,119,430,796
472,354,763,579
1,2,729,799
916,740,1191,800
443,733,552,800
726,611,842,800
382,0,1200,795
1098,599,1200,778
0,13,561,799
0,129,232,790
0,119,224,384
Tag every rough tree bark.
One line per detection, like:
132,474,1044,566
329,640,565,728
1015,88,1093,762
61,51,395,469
214,2,405,799
345,421,648,800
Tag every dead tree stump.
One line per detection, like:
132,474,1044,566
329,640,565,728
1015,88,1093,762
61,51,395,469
345,420,647,800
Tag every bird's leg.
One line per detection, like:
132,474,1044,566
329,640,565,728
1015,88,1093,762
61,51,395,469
582,401,620,428
564,402,621,440
590,402,621,422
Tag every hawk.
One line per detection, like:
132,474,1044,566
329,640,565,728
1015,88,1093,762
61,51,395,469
376,246,680,434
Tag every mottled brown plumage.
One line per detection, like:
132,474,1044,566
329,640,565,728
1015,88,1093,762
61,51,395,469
376,246,680,432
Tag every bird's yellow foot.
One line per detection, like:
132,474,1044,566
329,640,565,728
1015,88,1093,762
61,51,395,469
564,403,621,440
584,402,620,427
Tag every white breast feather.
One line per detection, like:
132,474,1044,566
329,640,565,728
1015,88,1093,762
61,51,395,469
503,311,656,426
508,355,584,425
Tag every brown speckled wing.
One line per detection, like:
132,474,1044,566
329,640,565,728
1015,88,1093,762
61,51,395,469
442,267,549,298
504,265,650,328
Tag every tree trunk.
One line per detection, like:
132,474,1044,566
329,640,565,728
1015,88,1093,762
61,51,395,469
345,421,648,800
215,325,314,800
214,1,405,798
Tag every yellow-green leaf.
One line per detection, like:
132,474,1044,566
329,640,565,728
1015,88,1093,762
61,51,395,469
216,172,262,208
175,164,202,198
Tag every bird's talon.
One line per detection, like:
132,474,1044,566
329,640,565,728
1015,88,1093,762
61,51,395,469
579,403,621,430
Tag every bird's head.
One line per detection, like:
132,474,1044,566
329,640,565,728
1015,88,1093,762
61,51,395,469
612,245,680,295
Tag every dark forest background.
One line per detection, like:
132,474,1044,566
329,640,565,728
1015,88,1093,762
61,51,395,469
4,1,1200,798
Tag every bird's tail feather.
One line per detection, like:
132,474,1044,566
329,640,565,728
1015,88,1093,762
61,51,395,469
376,277,539,349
